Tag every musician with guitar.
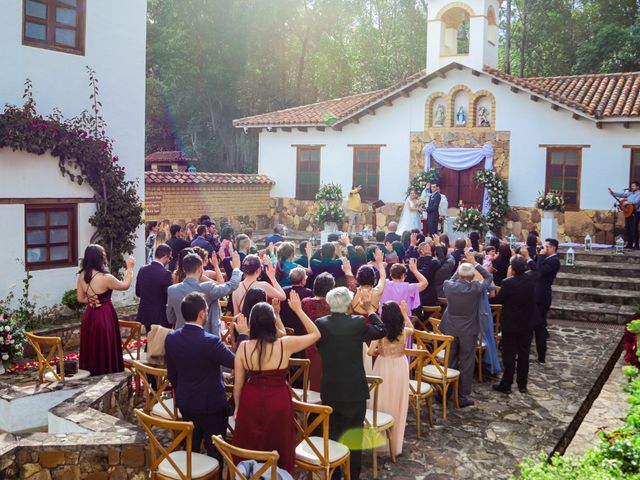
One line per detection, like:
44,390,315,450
609,181,640,249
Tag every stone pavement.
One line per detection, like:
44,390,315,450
358,323,622,480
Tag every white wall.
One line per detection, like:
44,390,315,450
0,387,80,433
0,1,147,307
258,68,639,212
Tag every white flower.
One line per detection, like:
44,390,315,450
1,354,8,361
4,326,9,332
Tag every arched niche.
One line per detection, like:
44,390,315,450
487,6,498,45
437,4,473,56
449,85,472,127
425,92,448,129
472,91,496,127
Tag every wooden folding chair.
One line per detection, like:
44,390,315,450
293,399,350,480
219,299,229,314
491,304,503,350
132,360,181,420
134,408,220,480
427,317,442,334
406,348,433,437
26,332,65,383
422,305,442,324
211,435,278,480
288,358,321,405
119,319,145,365
364,376,395,479
414,330,460,419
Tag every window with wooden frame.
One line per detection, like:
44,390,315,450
352,146,381,201
25,204,77,269
631,149,640,184
23,0,86,55
546,148,582,211
295,146,321,200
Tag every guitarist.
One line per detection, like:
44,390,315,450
610,181,640,249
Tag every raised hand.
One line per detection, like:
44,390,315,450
305,241,312,257
125,256,136,270
288,290,302,312
235,313,249,335
408,257,418,272
265,259,276,278
272,298,281,315
374,247,384,265
210,252,220,268
341,257,353,276
230,251,241,270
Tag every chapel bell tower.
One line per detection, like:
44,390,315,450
426,0,500,74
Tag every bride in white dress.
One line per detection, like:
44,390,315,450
397,190,422,234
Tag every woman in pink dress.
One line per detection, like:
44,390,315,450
367,300,413,456
77,245,135,376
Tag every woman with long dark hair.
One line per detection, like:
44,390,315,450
233,292,320,474
368,300,413,456
231,254,286,313
76,244,135,376
492,243,513,286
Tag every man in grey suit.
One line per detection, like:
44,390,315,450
440,250,493,407
167,252,241,335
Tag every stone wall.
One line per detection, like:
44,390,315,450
145,183,273,231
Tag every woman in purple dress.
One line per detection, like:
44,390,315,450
77,245,136,376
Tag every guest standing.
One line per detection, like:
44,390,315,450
264,224,286,248
440,252,493,407
378,260,427,320
165,292,249,461
367,301,413,457
77,245,135,376
279,267,313,336
347,184,363,233
166,224,190,272
316,287,386,479
433,245,455,298
233,292,320,474
492,243,512,286
135,244,173,331
231,255,286,314
191,225,214,257
492,256,537,394
275,242,298,287
426,182,442,236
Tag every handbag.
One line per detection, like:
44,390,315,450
56,359,78,377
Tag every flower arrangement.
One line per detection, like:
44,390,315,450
315,183,344,225
0,314,27,369
454,207,488,233
536,191,565,211
0,72,143,275
406,169,439,199
475,169,509,232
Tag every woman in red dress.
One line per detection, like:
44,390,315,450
233,291,320,474
77,245,135,376
301,272,335,391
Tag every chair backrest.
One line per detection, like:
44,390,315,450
132,360,177,419
211,435,279,480
119,319,142,361
422,306,442,319
292,399,334,467
219,299,229,314
406,348,427,396
414,330,454,379
427,317,442,334
134,408,194,480
491,304,502,332
25,332,64,383
364,375,384,428
288,358,310,402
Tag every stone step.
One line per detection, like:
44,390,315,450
558,250,640,265
552,285,640,307
561,261,640,277
549,300,636,324
555,272,640,292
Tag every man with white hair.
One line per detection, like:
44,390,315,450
316,288,385,480
440,250,493,407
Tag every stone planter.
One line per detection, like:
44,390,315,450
541,210,558,240
321,221,338,244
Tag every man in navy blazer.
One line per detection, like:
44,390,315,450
135,244,173,330
165,292,248,460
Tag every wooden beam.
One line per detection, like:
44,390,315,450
491,78,500,85
539,144,590,148
350,117,360,124
291,144,326,147
347,144,387,147
510,86,519,94
418,79,429,88
596,122,603,129
383,99,393,106
471,70,481,77
368,108,377,116
332,125,342,131
0,197,95,204
530,95,539,102
297,127,307,132
316,126,325,132
400,90,410,98
282,127,291,132
623,122,630,129
438,71,446,79
623,144,640,148
572,113,581,121
551,104,559,111
454,64,463,70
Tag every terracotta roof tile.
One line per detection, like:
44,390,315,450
145,151,189,163
233,64,640,127
144,171,274,186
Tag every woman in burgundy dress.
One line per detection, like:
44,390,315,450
233,291,320,474
301,272,335,391
77,245,136,376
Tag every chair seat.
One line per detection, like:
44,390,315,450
421,364,460,379
123,351,147,363
364,409,394,428
409,379,433,395
157,450,219,479
44,369,90,382
436,350,445,361
151,398,182,419
292,388,322,404
296,436,349,465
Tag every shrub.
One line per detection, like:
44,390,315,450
61,289,83,314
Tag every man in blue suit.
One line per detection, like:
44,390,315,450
135,243,173,330
165,292,248,460
167,252,242,335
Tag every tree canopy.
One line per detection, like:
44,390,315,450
146,0,640,172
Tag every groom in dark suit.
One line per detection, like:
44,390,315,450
426,181,442,236
316,288,386,479
135,243,173,330
165,292,248,460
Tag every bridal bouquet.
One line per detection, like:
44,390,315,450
416,198,427,209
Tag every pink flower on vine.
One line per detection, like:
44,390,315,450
113,156,119,163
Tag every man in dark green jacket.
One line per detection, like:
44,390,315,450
316,288,386,479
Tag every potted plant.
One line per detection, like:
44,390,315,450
453,207,488,235
0,313,27,375
315,183,344,243
536,191,564,240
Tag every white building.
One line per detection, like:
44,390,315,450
0,0,147,307
234,0,640,243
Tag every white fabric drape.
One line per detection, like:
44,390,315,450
422,142,494,214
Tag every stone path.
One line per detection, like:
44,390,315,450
564,352,629,457
358,324,622,479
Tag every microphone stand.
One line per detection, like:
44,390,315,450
607,202,619,248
